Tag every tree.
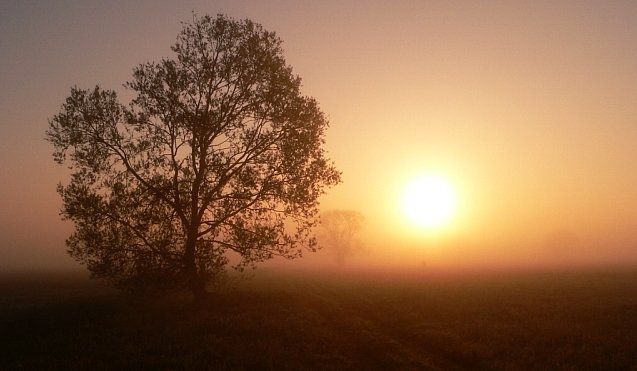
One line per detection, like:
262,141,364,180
319,210,366,265
46,14,341,300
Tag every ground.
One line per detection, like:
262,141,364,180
2,266,637,370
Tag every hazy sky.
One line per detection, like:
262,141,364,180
2,0,637,271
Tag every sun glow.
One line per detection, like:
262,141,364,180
402,175,457,229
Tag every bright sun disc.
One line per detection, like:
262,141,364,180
403,175,457,229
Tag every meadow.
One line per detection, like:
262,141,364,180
2,265,637,370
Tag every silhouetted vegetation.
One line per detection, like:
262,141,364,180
2,267,637,369
46,14,340,299
319,210,366,265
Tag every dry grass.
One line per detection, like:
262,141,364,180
2,266,637,370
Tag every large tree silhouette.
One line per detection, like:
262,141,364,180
46,14,340,299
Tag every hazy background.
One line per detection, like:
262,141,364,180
2,0,637,272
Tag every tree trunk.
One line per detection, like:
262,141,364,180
184,232,208,302
189,272,208,302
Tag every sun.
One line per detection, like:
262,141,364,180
402,175,457,229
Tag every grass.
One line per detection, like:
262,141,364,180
2,266,637,370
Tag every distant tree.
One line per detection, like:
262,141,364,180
46,14,340,300
319,210,366,265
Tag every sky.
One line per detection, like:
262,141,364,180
2,0,637,271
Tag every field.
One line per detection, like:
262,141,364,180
2,266,637,370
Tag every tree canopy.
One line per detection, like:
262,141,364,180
46,14,340,298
